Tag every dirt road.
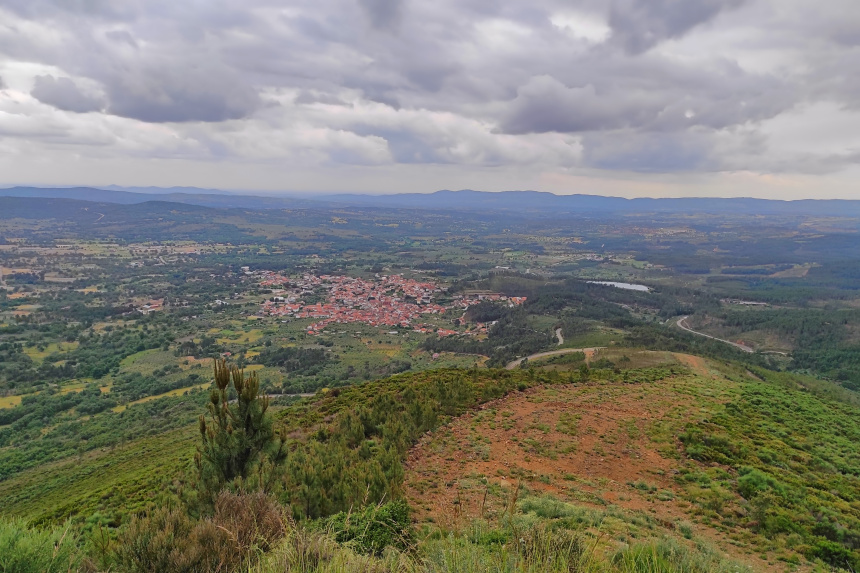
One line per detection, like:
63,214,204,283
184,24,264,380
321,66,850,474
676,316,754,353
506,347,604,370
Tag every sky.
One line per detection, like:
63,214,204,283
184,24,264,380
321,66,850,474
0,0,859,199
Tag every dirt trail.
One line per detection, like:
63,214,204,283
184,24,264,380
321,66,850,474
676,316,754,353
673,353,709,376
506,347,603,370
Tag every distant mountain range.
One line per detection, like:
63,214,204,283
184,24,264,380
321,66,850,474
0,187,322,210
2,186,859,216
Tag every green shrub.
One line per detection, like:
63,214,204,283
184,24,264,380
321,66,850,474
612,538,745,573
111,491,285,573
324,500,411,556
806,539,860,571
737,467,783,499
519,496,580,519
112,505,226,573
0,519,80,573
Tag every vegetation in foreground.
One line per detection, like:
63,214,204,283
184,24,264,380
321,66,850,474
3,353,860,571
1,495,748,573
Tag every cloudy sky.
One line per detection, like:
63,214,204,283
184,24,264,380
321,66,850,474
0,0,858,198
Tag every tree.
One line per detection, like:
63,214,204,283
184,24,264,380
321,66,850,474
195,359,286,502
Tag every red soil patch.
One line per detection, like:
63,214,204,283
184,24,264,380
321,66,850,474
404,380,687,528
403,368,785,571
674,353,710,377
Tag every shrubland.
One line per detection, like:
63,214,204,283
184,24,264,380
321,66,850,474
3,353,860,571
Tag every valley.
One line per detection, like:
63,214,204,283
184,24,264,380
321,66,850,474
1,192,860,571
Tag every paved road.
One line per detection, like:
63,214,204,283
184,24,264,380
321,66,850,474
229,392,315,404
506,347,604,370
676,316,754,353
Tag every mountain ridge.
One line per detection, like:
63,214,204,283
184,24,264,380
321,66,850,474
3,186,860,216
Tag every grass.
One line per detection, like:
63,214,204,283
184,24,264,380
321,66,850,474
22,341,79,363
0,394,23,408
111,382,211,412
562,329,624,349
0,518,80,573
0,427,196,525
217,328,264,345
248,498,753,573
119,348,176,373
59,380,88,395
611,538,746,573
0,500,748,572
248,521,748,573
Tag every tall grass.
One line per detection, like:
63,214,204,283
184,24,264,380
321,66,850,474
0,513,751,573
254,522,748,573
611,538,750,573
256,524,599,573
0,518,80,573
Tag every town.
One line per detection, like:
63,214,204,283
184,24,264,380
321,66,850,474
257,272,525,335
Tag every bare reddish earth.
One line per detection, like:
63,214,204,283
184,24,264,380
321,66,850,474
403,355,801,572
405,379,687,526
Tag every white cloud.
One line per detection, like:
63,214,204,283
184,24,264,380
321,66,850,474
550,11,611,43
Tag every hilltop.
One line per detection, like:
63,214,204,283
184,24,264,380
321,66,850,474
403,350,860,571
3,351,860,571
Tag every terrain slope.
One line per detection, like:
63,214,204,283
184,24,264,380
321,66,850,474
404,351,860,571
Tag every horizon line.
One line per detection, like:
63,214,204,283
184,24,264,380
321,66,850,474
0,184,857,203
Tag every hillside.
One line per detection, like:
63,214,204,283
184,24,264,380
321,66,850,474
402,351,860,572
3,353,860,571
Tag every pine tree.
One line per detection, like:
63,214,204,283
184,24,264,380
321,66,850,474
195,359,286,502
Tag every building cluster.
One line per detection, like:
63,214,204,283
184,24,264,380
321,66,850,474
257,273,525,336
136,299,164,314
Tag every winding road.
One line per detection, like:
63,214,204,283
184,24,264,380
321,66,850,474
676,316,754,353
506,347,604,370
506,317,757,371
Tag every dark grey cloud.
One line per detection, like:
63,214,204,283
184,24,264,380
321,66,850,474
31,75,105,113
0,0,859,184
500,59,793,136
358,0,404,30
0,76,6,90
608,0,747,54
501,76,656,134
104,63,261,123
